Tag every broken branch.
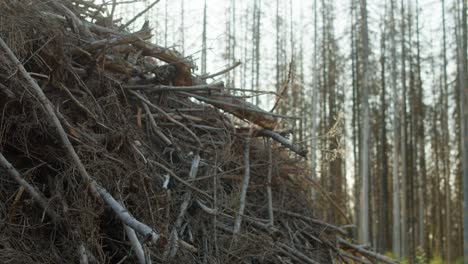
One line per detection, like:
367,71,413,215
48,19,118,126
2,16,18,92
0,36,160,243
233,133,252,235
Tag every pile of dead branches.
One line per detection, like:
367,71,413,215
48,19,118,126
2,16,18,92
0,1,396,263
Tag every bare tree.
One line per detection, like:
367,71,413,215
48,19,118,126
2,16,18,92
358,0,370,245
457,0,468,262
310,0,319,200
390,0,401,257
378,8,390,252
414,0,426,256
399,0,408,257
180,0,185,54
201,0,207,75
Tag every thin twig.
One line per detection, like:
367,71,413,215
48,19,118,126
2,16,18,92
175,153,201,229
141,101,172,145
270,61,293,112
131,90,202,147
307,177,352,224
182,92,293,119
110,0,117,23
60,83,98,119
169,153,200,257
119,0,160,31
84,30,151,51
200,61,241,79
274,209,347,235
148,159,211,199
49,2,92,37
0,83,15,98
337,237,399,264
60,84,111,131
256,129,308,157
125,81,224,92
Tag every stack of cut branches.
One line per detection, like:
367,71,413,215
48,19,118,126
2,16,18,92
0,1,396,263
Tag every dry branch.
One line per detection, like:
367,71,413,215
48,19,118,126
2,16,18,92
0,36,159,244
233,134,252,235
119,0,160,30
168,153,201,257
183,92,279,129
142,100,172,145
0,152,97,264
338,237,399,264
266,139,274,227
148,159,211,199
274,209,347,235
49,1,92,37
124,81,224,92
256,129,308,157
125,225,148,264
175,153,200,229
200,61,241,80
83,29,152,51
130,90,202,147
0,152,59,222
78,244,89,264
277,242,321,264
0,83,15,98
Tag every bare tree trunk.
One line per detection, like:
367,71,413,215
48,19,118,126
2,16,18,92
253,0,261,105
310,0,319,200
298,2,305,144
414,0,426,255
441,1,451,261
400,0,408,257
379,14,390,253
390,0,401,257
406,4,416,260
453,2,464,257
180,0,184,54
241,1,248,92
226,0,236,88
201,0,207,75
276,0,280,94
350,0,359,237
358,0,370,245
457,0,468,262
164,0,168,47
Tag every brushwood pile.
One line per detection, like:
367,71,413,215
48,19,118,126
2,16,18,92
0,1,396,263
